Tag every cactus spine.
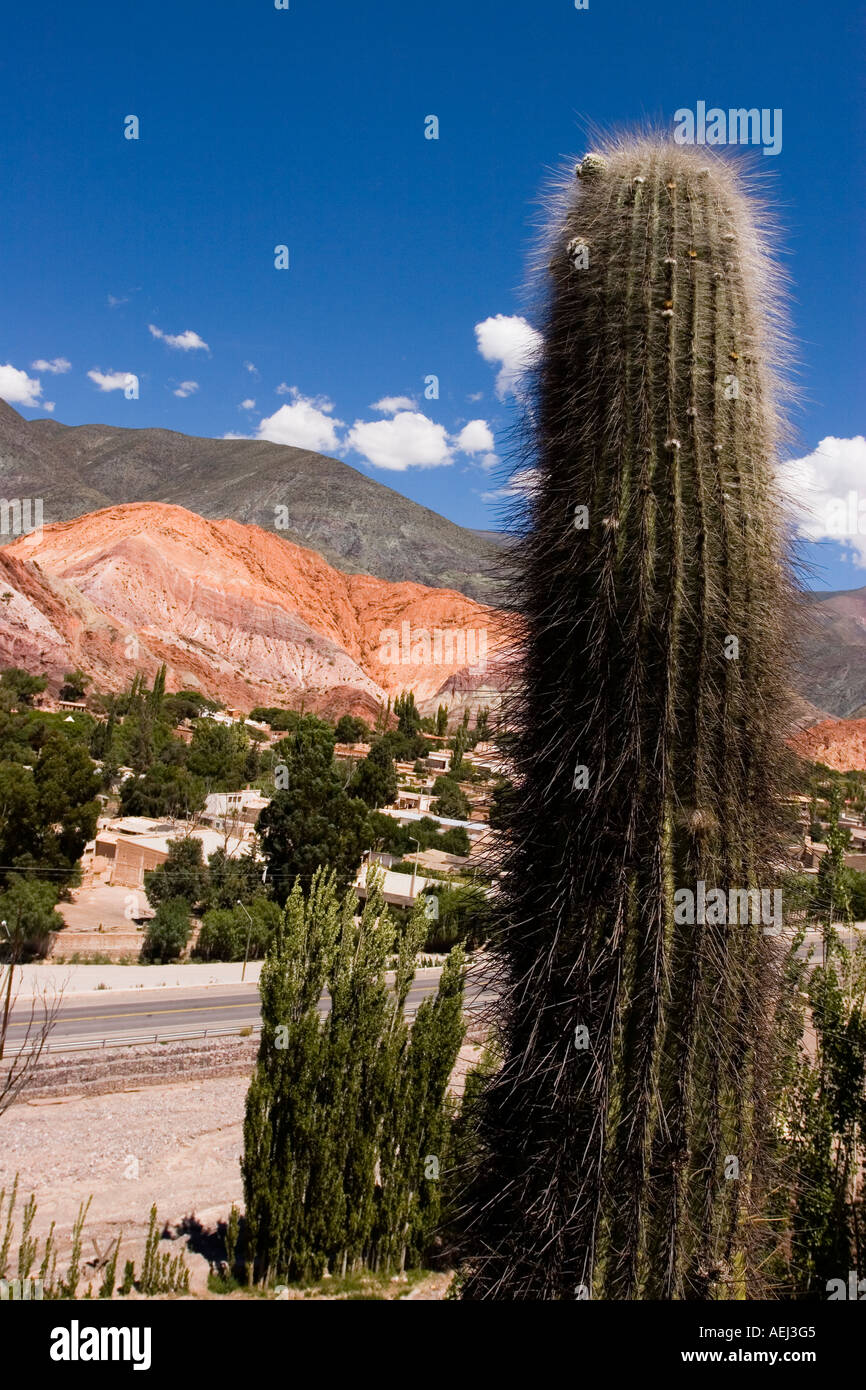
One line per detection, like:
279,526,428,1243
463,138,796,1300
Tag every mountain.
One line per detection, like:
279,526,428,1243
0,503,508,719
798,586,866,718
0,399,501,603
789,717,866,773
4,398,866,720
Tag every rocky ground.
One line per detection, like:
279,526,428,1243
0,1037,479,1299
2,1070,247,1296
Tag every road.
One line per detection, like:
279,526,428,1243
3,965,496,1055
5,925,861,1057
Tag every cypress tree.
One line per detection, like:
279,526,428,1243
243,869,466,1284
243,872,339,1283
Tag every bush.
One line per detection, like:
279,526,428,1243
0,876,65,961
437,827,471,856
144,838,208,911
431,776,470,821
141,898,191,962
194,899,279,962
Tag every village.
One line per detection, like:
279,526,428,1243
43,697,506,961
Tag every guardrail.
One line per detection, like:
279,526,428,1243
3,1022,263,1058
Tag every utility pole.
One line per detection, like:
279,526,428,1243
408,837,420,904
236,901,255,983
0,921,14,1065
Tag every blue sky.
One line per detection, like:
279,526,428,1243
1,0,863,590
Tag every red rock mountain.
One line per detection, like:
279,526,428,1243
789,718,866,773
0,503,509,719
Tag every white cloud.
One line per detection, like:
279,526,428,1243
467,391,483,403
372,395,416,414
108,294,129,308
173,380,199,398
148,324,209,352
455,419,495,455
347,410,453,472
256,389,344,452
44,401,55,413
481,468,540,503
776,436,866,566
223,432,249,440
244,361,258,375
239,398,256,410
275,382,292,395
87,368,135,392
31,357,71,375
475,313,543,399
0,364,43,406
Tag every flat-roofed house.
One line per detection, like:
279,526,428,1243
395,789,433,814
354,860,431,909
202,790,270,829
109,828,252,889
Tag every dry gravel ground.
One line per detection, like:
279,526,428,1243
0,1045,479,1299
2,1072,248,1295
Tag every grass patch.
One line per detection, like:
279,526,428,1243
206,1267,436,1300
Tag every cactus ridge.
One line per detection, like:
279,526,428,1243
462,136,799,1300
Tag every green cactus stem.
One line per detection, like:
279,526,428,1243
462,136,797,1301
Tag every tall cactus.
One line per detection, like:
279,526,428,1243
462,137,797,1300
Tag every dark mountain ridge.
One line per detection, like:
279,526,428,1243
0,399,500,603
3,398,866,718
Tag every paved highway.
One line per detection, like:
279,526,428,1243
3,965,496,1054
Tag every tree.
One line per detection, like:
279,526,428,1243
141,898,192,962
205,848,266,911
258,733,371,897
163,690,219,724
242,870,464,1283
350,740,397,810
422,881,491,952
195,899,278,963
59,670,89,702
462,139,797,1300
449,726,467,779
488,776,517,832
0,877,65,962
144,838,208,911
0,763,40,873
120,763,206,821
0,668,46,709
435,705,449,737
187,719,251,790
394,691,421,737
765,866,866,1298
431,776,470,821
0,736,101,884
334,715,369,745
436,826,471,857
813,785,852,925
